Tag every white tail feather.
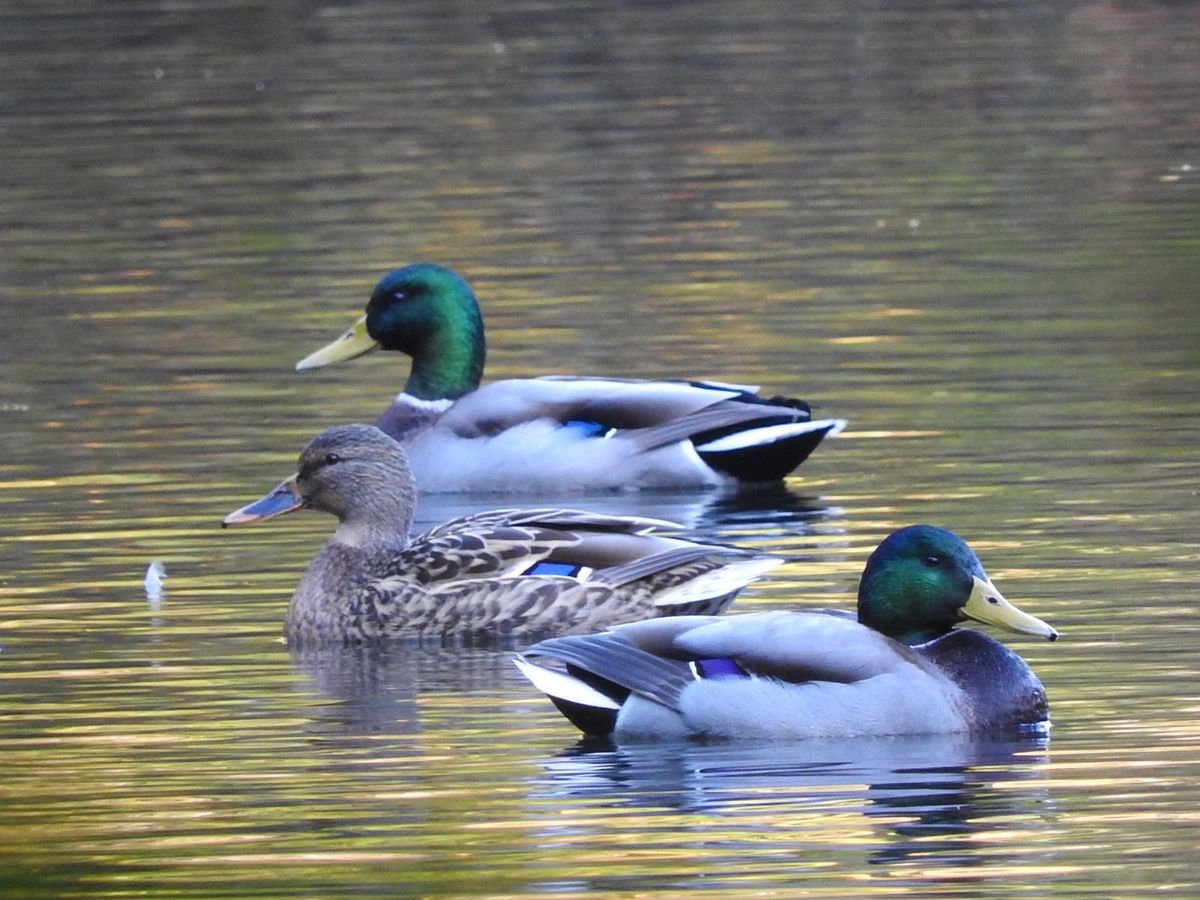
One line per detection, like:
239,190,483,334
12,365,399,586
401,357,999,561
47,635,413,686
513,656,620,709
695,418,847,454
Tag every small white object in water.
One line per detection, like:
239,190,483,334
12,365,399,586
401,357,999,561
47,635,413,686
145,560,166,602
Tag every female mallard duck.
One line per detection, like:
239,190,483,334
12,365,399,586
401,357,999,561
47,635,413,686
294,263,845,491
515,525,1058,739
222,424,781,646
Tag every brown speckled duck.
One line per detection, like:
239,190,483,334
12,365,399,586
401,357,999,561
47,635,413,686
222,425,781,646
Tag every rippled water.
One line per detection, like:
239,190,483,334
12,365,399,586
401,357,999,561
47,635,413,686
2,0,1199,896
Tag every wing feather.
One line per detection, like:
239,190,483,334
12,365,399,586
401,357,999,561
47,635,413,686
364,576,657,638
671,611,930,684
435,377,750,436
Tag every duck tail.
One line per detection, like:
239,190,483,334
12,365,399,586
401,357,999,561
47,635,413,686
515,632,696,736
694,417,846,481
591,546,782,618
648,555,784,616
513,655,625,736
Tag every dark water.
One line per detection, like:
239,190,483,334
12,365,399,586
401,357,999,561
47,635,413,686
2,0,1199,896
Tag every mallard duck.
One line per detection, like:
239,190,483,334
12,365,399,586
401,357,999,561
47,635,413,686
515,525,1058,740
294,263,845,491
222,424,781,645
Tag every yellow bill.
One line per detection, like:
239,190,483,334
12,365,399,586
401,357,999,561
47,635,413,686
295,315,379,371
961,575,1058,641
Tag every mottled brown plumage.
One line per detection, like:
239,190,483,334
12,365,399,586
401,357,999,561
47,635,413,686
223,425,781,646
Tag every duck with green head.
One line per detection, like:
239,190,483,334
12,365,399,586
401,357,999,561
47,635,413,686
515,525,1058,739
295,263,846,492
222,424,782,646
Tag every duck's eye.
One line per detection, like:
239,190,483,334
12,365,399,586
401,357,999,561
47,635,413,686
324,453,342,466
924,555,942,567
391,291,406,302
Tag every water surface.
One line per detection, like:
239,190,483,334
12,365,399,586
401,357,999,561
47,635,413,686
1,0,1198,896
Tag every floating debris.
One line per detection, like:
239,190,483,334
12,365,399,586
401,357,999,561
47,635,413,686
145,560,166,602
1161,163,1193,183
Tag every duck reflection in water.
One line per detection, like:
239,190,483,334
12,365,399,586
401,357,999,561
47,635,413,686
413,478,843,546
288,643,521,740
527,734,1054,871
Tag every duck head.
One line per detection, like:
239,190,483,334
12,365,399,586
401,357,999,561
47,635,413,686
856,525,1057,646
222,424,419,549
295,263,486,402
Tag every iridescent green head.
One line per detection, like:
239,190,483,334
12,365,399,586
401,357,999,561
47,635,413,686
296,263,486,402
857,525,1057,646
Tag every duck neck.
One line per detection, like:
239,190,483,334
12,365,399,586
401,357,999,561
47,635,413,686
404,324,485,401
329,484,416,554
858,575,954,646
330,518,411,555
287,500,413,638
881,620,948,647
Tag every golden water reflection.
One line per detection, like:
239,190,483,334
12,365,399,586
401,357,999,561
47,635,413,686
3,0,1200,895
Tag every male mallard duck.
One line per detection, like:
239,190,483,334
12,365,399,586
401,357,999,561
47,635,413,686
222,424,781,645
515,525,1058,739
295,263,845,491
